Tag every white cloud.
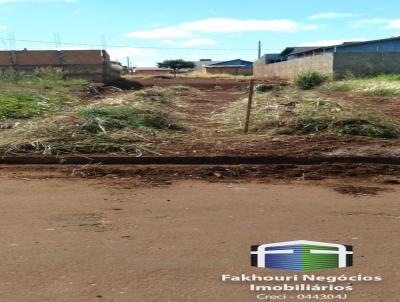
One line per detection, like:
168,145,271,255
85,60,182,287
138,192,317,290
298,38,365,47
125,18,318,40
181,38,217,46
53,46,158,64
159,38,217,46
180,18,307,33
0,25,7,30
0,0,77,3
160,39,176,45
388,20,400,29
350,18,400,29
124,26,192,39
309,12,357,20
106,47,158,61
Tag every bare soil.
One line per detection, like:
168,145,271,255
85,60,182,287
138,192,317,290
0,168,398,302
324,91,400,120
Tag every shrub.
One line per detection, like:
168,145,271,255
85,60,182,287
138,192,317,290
255,84,274,93
295,71,329,90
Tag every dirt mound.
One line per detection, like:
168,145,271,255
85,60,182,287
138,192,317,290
333,185,389,196
105,78,143,90
134,77,254,90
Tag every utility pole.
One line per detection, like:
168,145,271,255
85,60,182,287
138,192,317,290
258,40,262,59
244,79,255,133
0,38,8,50
100,35,107,50
8,33,16,50
127,56,130,69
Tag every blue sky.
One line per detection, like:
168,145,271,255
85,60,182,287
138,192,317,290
0,0,400,66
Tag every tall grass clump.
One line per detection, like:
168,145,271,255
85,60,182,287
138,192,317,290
254,100,400,139
319,81,353,93
0,92,75,119
366,74,400,82
295,71,329,90
0,67,87,87
361,88,400,96
335,115,400,138
79,106,183,133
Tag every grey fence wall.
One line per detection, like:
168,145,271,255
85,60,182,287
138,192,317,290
254,53,334,79
333,52,400,77
254,52,400,79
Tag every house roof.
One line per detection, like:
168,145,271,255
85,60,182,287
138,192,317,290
334,36,400,48
280,47,319,56
192,60,222,69
208,59,253,67
265,53,283,58
135,67,172,71
288,36,400,56
206,65,250,68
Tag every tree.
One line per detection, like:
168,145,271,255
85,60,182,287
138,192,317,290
157,59,195,77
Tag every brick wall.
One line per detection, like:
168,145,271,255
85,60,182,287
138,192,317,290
0,50,117,82
62,50,104,65
16,51,59,65
135,70,172,76
0,50,104,65
0,52,12,65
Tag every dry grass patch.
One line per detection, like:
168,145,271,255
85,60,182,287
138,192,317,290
0,86,191,154
219,89,400,138
320,76,400,96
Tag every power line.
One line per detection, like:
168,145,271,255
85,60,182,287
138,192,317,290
0,37,282,52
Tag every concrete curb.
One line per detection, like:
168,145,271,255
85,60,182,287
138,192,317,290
0,156,399,165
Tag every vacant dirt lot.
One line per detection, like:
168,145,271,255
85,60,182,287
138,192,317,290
1,76,399,158
0,168,399,302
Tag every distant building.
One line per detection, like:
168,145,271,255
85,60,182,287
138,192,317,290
133,67,173,76
0,49,120,82
191,59,222,71
254,36,400,79
203,59,253,75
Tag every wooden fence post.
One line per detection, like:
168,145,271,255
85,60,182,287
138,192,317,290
244,79,255,133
